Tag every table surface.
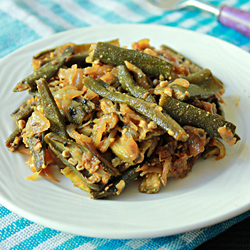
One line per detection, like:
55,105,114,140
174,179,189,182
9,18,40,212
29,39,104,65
0,0,250,249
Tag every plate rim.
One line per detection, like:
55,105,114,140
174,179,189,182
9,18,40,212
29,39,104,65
0,23,250,239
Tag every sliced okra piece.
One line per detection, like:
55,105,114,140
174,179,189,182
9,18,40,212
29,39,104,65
74,96,96,121
13,47,74,92
45,132,119,178
61,166,91,193
169,83,219,101
32,40,120,70
64,53,91,68
139,172,162,194
5,126,22,152
33,43,91,60
83,76,188,142
184,69,221,87
84,141,120,177
36,78,68,139
169,69,223,101
11,100,35,123
65,100,92,125
163,69,223,101
35,53,91,69
44,132,101,191
117,65,156,103
27,133,46,172
90,166,140,199
159,94,240,145
89,42,174,79
95,78,117,93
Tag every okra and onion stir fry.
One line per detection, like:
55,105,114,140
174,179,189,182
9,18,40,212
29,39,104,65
5,39,240,198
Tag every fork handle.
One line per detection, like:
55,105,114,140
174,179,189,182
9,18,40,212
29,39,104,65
218,6,250,38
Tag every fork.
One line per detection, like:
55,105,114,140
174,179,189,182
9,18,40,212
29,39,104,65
147,0,250,37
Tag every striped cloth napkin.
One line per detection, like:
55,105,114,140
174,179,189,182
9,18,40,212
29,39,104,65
0,0,250,249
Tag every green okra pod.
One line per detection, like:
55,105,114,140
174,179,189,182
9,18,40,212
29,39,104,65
89,42,174,78
11,100,35,123
36,78,68,139
169,83,214,101
34,53,90,69
184,69,221,87
13,47,74,92
168,69,223,101
95,78,117,93
117,65,156,103
159,94,239,143
33,40,120,70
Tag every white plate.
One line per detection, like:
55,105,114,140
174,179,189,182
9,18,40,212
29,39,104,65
0,24,250,239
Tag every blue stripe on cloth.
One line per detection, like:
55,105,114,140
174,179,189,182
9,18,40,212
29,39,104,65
0,10,40,58
97,239,132,250
121,0,164,19
10,228,60,250
147,238,187,250
90,238,115,249
142,10,196,26
84,0,143,23
0,218,33,242
0,206,11,219
0,0,55,36
78,0,135,24
14,0,74,32
108,0,156,21
39,0,93,28
124,238,153,250
53,235,94,250
179,13,208,29
83,238,111,249
51,0,109,26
